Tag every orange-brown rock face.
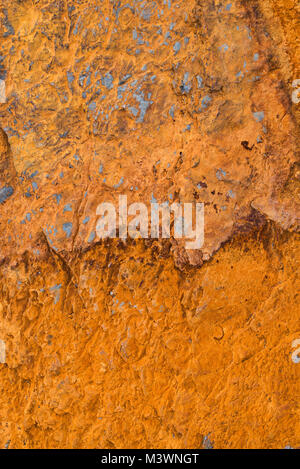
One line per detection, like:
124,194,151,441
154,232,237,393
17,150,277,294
0,0,299,449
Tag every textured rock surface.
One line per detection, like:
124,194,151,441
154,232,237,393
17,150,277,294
0,0,299,449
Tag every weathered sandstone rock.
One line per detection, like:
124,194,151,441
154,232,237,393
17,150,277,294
0,0,299,449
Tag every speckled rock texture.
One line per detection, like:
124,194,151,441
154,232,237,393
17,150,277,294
0,0,299,449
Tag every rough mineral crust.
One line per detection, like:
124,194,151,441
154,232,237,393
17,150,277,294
0,0,299,449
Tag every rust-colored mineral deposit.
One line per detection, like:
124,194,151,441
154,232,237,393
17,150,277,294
0,0,299,449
